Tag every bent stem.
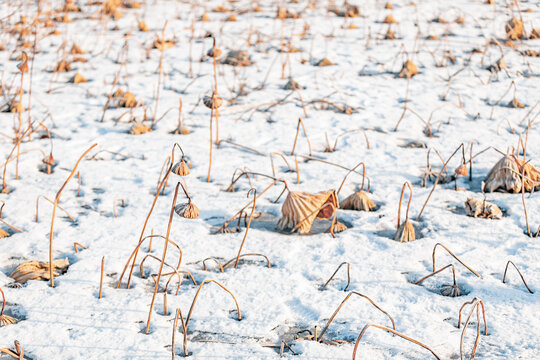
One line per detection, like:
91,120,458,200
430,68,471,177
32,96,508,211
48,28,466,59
432,243,482,278
290,201,338,238
460,302,483,360
321,262,350,291
414,264,456,285
36,195,76,223
223,253,271,270
458,297,487,335
502,260,534,293
318,291,395,342
290,117,311,156
353,324,442,360
146,182,181,334
184,279,241,329
397,182,413,229
49,143,97,287
234,189,257,269
172,307,188,359
336,162,366,195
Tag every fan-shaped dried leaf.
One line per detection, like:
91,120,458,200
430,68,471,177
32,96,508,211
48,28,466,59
70,72,87,83
399,60,417,78
172,159,190,176
0,314,18,326
505,17,524,40
327,221,347,234
441,283,462,297
9,258,69,283
316,58,334,67
130,122,152,135
277,190,338,234
222,50,252,66
383,14,397,24
484,155,540,193
340,191,376,211
393,221,415,242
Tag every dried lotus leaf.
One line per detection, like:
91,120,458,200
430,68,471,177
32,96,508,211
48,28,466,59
9,258,69,283
464,198,502,219
340,191,376,211
393,220,415,242
175,202,199,219
0,314,18,326
484,155,540,193
277,190,338,234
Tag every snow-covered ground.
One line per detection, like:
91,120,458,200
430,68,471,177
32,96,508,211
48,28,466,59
0,0,539,359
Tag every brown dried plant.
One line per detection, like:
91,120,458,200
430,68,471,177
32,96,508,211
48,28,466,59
483,154,540,193
321,262,350,291
414,264,462,297
10,258,69,284
502,260,534,293
0,287,18,327
432,243,482,278
338,162,376,212
394,182,415,242
464,198,502,219
0,340,25,359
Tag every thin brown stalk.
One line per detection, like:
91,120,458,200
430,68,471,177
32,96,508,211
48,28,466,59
146,181,181,334
49,143,97,287
234,189,257,268
321,262,350,291
0,218,23,233
397,182,413,229
318,291,395,342
458,298,487,335
414,264,456,285
295,156,300,184
502,261,534,293
223,254,271,270
153,21,168,123
203,257,224,272
172,307,188,359
184,280,241,329
353,324,442,360
280,340,296,357
113,198,125,218
291,201,338,238
290,117,311,156
460,302,483,360
36,195,76,223
73,242,86,253
432,243,482,278
99,256,104,299
337,162,366,195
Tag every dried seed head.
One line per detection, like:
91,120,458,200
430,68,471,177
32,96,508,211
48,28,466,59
9,258,70,284
454,163,468,176
70,72,87,83
0,314,18,327
43,154,55,166
175,202,199,219
382,14,397,24
484,154,540,193
393,220,415,242
203,92,223,109
440,283,462,297
206,47,222,58
172,158,190,176
465,198,502,219
340,191,376,211
398,60,418,78
277,190,338,234
505,17,524,40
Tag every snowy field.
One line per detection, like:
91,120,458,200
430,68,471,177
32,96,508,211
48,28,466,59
0,0,539,359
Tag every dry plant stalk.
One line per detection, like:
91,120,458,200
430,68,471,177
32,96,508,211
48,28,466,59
49,143,97,287
0,287,18,327
321,262,350,291
36,195,76,223
352,324,442,360
146,181,182,334
338,162,376,211
280,340,296,357
73,242,86,253
394,182,415,242
459,301,483,360
277,190,338,235
0,340,25,359
99,256,105,299
233,189,257,269
457,298,487,335
464,198,502,219
432,243,482,278
414,264,461,297
318,291,395,342
172,307,188,358
10,258,69,284
290,117,312,156
502,261,534,293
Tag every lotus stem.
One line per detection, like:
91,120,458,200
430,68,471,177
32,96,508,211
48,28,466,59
233,189,257,268
146,182,181,334
414,264,456,285
460,302,483,360
36,195,76,223
280,340,296,357
290,117,311,156
318,291,395,342
337,162,366,195
397,181,413,229
223,253,271,270
49,143,97,287
73,242,86,253
184,279,241,329
113,198,125,218
321,262,350,291
172,307,188,359
99,256,104,299
502,261,534,293
458,297,487,335
203,257,224,272
353,324,442,360
432,243,481,278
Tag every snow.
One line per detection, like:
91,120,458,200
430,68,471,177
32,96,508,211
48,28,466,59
0,0,539,359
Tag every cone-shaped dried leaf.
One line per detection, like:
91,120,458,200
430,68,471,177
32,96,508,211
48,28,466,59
138,20,149,32
9,258,69,283
277,190,338,234
172,159,190,176
484,155,540,193
383,14,397,24
316,58,334,66
340,191,376,211
507,97,524,108
207,47,222,58
284,78,301,90
385,28,396,40
441,283,462,297
203,93,223,109
455,163,468,176
175,202,199,219
465,198,502,219
0,229,9,238
393,220,415,242
70,72,87,83
0,314,18,327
